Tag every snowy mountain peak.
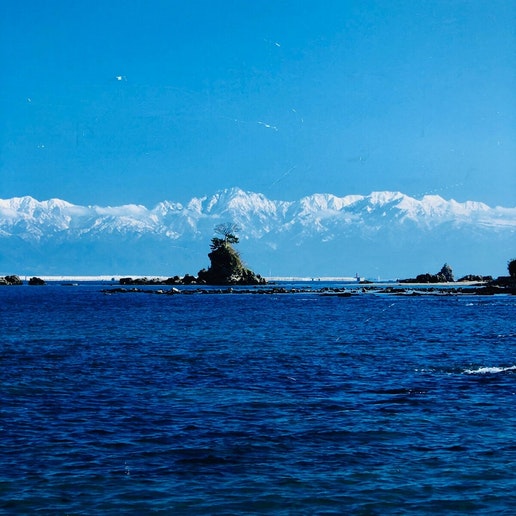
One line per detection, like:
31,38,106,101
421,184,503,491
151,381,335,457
1,188,514,233
152,200,184,215
0,188,514,277
0,195,72,215
1,188,514,221
367,191,405,205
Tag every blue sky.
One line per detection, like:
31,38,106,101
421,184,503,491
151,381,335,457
1,0,515,207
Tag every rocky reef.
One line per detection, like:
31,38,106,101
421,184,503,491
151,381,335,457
397,261,515,293
480,275,516,294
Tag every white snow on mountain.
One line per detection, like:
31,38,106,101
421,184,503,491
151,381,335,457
1,188,515,277
1,187,515,240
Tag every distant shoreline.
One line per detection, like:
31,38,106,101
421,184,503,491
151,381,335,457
3,274,514,294
29,275,367,283
0,275,493,286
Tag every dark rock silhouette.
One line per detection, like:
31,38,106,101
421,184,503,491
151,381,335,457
28,277,46,285
398,259,515,294
0,275,23,285
508,259,516,278
197,224,266,285
400,263,455,283
487,275,516,294
120,275,196,286
457,274,492,282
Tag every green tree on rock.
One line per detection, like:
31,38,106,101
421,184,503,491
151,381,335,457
198,223,265,285
210,223,240,250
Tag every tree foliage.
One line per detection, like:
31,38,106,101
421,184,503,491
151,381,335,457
211,223,240,250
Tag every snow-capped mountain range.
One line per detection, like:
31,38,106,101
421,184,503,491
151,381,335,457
1,187,515,278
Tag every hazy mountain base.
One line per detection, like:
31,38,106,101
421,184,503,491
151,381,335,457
1,226,512,280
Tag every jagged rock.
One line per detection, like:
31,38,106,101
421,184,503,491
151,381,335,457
457,275,493,282
182,274,197,285
194,224,266,285
0,275,23,285
28,277,46,285
164,276,182,285
197,244,265,285
400,263,454,283
439,263,454,282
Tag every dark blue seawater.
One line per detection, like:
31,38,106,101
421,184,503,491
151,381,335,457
1,283,515,514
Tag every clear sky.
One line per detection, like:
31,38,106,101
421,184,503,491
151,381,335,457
1,0,515,207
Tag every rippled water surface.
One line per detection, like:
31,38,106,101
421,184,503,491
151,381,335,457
1,284,516,514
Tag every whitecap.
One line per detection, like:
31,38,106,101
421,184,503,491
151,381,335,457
464,365,516,375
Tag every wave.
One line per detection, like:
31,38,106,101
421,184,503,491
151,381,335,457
464,365,516,375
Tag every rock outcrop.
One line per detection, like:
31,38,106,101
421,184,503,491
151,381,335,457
120,274,203,286
457,274,493,282
0,275,23,285
197,243,265,285
28,277,46,285
400,263,455,283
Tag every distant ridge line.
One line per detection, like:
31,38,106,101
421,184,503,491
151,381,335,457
1,187,514,278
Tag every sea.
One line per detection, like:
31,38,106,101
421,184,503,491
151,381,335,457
1,281,515,514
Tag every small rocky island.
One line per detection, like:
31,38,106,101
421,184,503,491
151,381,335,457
399,263,493,284
120,223,266,286
0,275,23,285
397,261,515,295
0,275,46,286
197,223,265,285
